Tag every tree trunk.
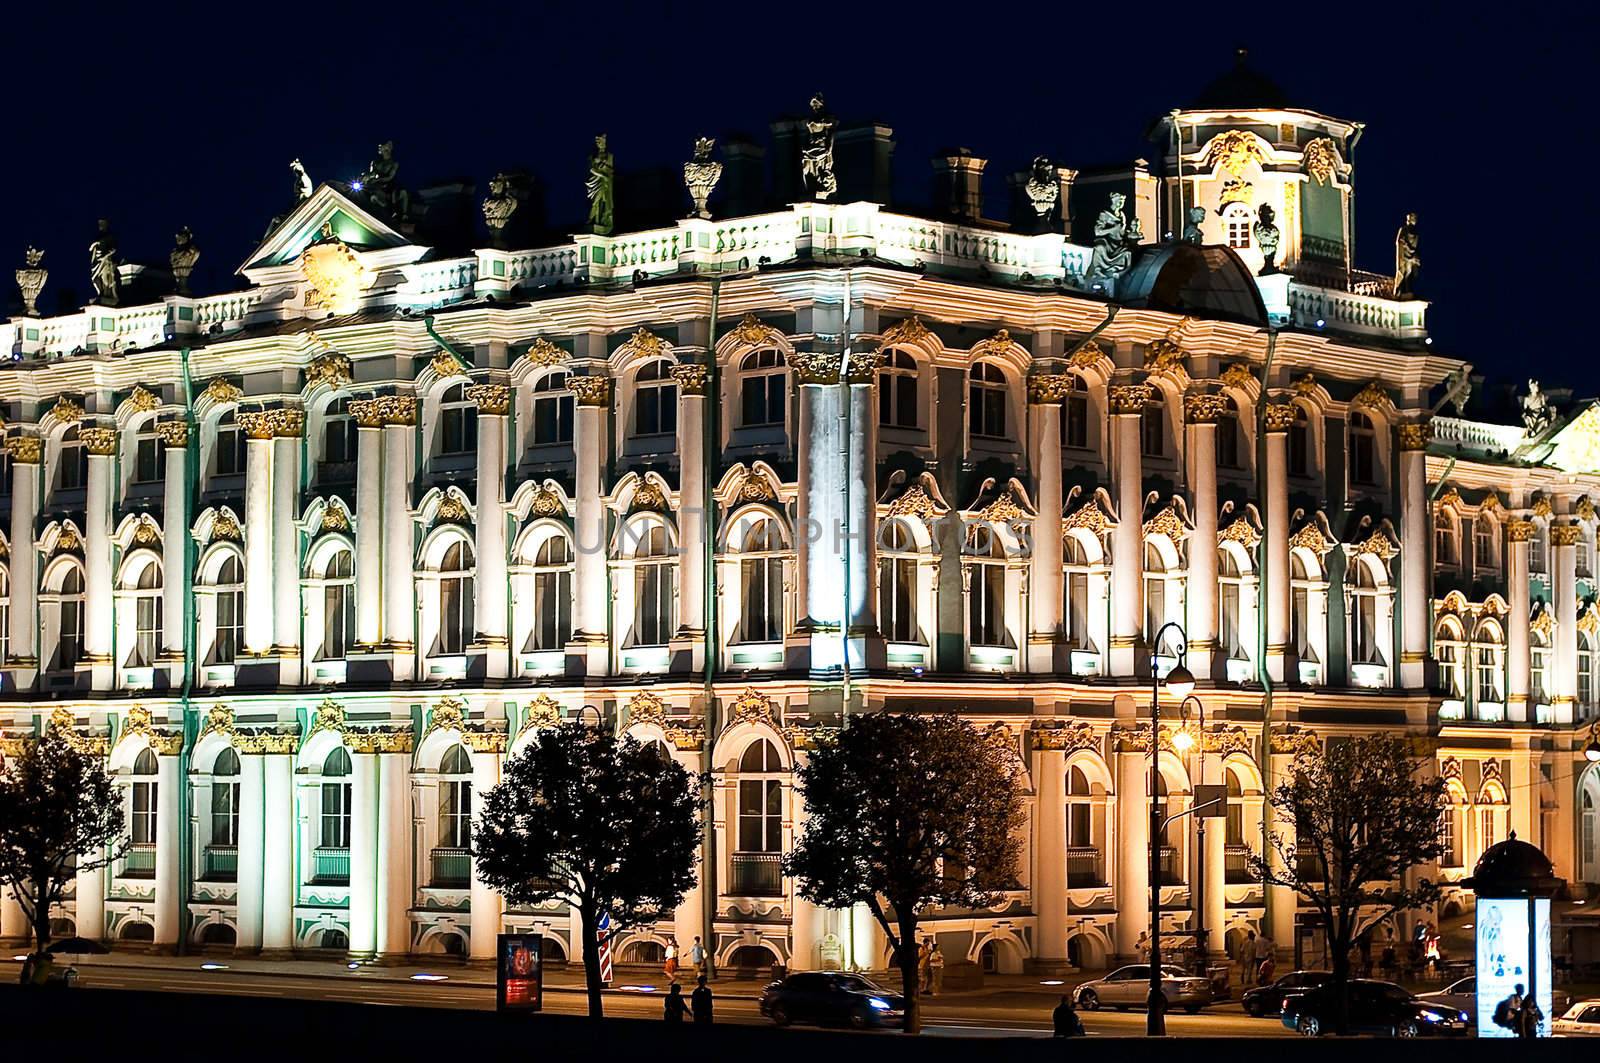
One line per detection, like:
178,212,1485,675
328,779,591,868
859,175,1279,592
23,876,50,984
579,904,605,1019
1329,925,1352,1035
897,914,921,1034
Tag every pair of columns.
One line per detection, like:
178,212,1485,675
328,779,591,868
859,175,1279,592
235,409,304,684
349,398,418,675
346,746,421,958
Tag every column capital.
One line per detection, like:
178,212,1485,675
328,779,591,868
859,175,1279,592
1263,403,1298,433
669,362,709,395
80,427,117,456
1027,373,1074,404
843,349,884,384
1508,519,1537,543
465,384,511,415
1107,382,1153,415
238,408,306,439
568,376,611,407
4,436,41,464
793,351,842,386
376,395,418,426
1551,523,1583,548
348,398,386,427
1183,393,1227,424
155,421,189,448
1397,420,1432,451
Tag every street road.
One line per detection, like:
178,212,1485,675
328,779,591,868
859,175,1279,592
19,958,1289,1037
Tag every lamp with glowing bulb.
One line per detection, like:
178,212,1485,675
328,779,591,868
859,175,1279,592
1144,622,1194,1035
1584,720,1600,762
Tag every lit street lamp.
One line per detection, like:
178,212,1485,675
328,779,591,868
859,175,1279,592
1171,695,1225,976
1147,620,1193,1036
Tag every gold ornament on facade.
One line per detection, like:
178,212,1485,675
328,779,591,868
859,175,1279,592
305,352,353,390
1219,363,1255,391
1218,516,1261,549
524,338,568,368
320,505,352,533
669,363,709,395
5,436,42,464
842,349,884,384
728,313,780,347
1435,488,1463,512
516,695,563,742
1302,138,1339,185
1577,603,1600,638
1143,504,1188,542
1350,526,1399,560
735,471,778,504
1026,373,1074,404
630,480,668,513
347,728,415,754
979,482,1032,524
203,379,243,406
1269,730,1321,757
300,239,372,313
118,705,183,756
880,316,930,347
1507,519,1536,543
1398,422,1432,451
466,384,511,415
132,520,160,547
1207,130,1267,177
1288,516,1335,555
1108,382,1153,414
1551,523,1583,547
724,688,779,733
1143,338,1186,376
1206,727,1254,758
1350,381,1394,414
309,700,346,739
1531,497,1553,519
1064,496,1115,534
886,481,946,522
970,328,1019,363
127,385,161,413
210,510,242,543
1480,492,1504,514
425,698,467,741
1435,590,1469,616
1293,372,1318,397
49,396,84,424
1031,721,1098,752
53,527,82,555
80,427,117,456
1066,340,1106,370
347,398,384,428
462,729,508,754
792,352,842,386
529,486,565,518
436,495,471,525
1263,403,1298,433
1531,608,1555,639
567,376,611,407
626,327,667,359
49,707,106,756
375,395,418,425
627,691,669,729
430,350,466,380
1578,497,1597,522
1184,393,1227,424
154,421,189,448
198,705,235,741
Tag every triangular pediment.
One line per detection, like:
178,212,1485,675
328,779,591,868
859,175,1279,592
240,184,411,273
1546,402,1600,474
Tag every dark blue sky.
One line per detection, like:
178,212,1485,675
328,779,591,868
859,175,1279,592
3,4,1587,392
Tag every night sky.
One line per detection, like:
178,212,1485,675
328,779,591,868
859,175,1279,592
3,5,1588,405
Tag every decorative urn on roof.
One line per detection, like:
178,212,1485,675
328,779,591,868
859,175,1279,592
1463,831,1561,1038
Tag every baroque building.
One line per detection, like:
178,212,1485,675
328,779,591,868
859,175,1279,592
0,66,1593,974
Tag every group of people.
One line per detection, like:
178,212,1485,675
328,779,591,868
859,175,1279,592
659,935,714,1024
1493,983,1544,1039
1232,930,1277,987
916,939,947,995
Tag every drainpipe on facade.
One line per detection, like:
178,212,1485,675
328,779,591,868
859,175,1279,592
839,269,854,718
1425,457,1457,660
177,347,199,956
701,276,722,981
1253,327,1278,946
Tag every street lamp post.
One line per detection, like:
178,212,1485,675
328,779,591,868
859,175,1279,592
1171,695,1218,975
1147,620,1194,1036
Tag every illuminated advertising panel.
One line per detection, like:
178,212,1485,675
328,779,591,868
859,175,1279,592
496,933,543,1013
1475,897,1552,1037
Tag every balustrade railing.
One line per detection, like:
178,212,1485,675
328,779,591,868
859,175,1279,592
730,852,783,897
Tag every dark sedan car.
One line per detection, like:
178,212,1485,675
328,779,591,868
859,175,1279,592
760,972,906,1029
1242,970,1331,1016
1282,979,1470,1038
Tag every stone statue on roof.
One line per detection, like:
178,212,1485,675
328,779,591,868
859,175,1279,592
481,172,520,248
587,134,614,236
800,93,837,201
88,218,119,307
1522,379,1554,437
1181,206,1206,244
169,226,201,296
1394,211,1421,298
359,141,410,221
1254,204,1281,275
15,247,46,317
1025,157,1059,219
1087,193,1138,283
291,158,313,202
683,137,723,220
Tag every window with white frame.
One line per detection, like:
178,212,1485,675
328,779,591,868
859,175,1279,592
1530,524,1548,573
57,426,87,491
213,413,246,479
437,743,473,850
634,359,678,437
1141,391,1166,458
1474,516,1497,574
1440,804,1462,867
317,548,354,660
1348,411,1377,487
1144,541,1173,643
632,523,676,647
1291,552,1320,664
1218,548,1248,661
1289,406,1312,478
528,535,573,652
1532,632,1551,706
739,350,787,428
130,748,159,846
1066,765,1104,887
124,558,162,669
436,541,475,656
1064,534,1095,650
211,748,240,847
209,556,244,664
1349,558,1384,666
1217,397,1242,469
437,383,478,457
1434,507,1459,568
736,740,784,854
878,350,919,429
322,397,359,468
320,748,353,849
737,517,786,643
45,564,85,671
879,520,920,644
131,422,161,484
1474,622,1504,706
0,567,9,662
968,362,1008,440
531,370,575,445
1222,203,1253,248
1581,633,1597,712
966,524,1008,648
1582,529,1596,579
1436,620,1465,699
1064,376,1092,451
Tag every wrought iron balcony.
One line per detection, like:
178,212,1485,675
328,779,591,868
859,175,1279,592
122,844,156,879
311,847,350,886
1066,846,1105,889
202,845,238,882
430,847,472,890
729,852,783,897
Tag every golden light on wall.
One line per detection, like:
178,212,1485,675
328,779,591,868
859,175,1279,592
300,240,372,315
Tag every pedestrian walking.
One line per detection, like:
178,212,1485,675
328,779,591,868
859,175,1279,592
1238,931,1257,987
663,982,689,1023
1252,930,1273,984
1518,992,1544,1039
928,942,946,996
917,938,932,994
1053,995,1085,1037
1493,984,1526,1035
1135,931,1151,963
1257,953,1275,987
692,974,714,1024
664,938,679,984
689,935,707,979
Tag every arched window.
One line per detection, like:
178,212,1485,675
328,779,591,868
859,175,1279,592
1441,793,1463,868
740,350,787,428
45,564,85,671
634,360,678,437
1216,397,1242,469
131,420,161,484
1347,412,1377,487
130,748,159,850
1581,633,1597,712
1474,516,1498,574
438,744,473,849
879,520,919,643
1436,620,1465,700
1063,535,1095,650
1474,622,1505,708
966,524,1007,648
437,541,475,656
1141,391,1166,458
1530,524,1548,573
125,560,162,668
319,748,353,851
1532,631,1551,706
210,556,244,665
1288,406,1312,478
1222,203,1253,249
1224,772,1245,847
211,748,240,848
1218,549,1247,661
322,397,358,469
632,523,676,647
318,549,354,660
1065,765,1103,887
1349,559,1384,666
738,518,785,644
1143,541,1169,642
1290,553,1319,665
968,363,1008,440
213,413,246,478
1064,375,1091,450
878,350,919,429
58,426,87,490
531,371,575,445
1153,772,1183,884
1434,507,1459,568
734,739,784,896
437,383,477,456
529,535,573,652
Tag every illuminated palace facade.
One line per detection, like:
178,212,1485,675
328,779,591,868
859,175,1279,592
0,82,1596,975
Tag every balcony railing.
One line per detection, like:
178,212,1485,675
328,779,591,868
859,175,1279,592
1066,846,1104,889
430,847,472,889
123,844,156,879
730,852,783,897
311,847,350,886
202,845,238,882
1225,844,1255,885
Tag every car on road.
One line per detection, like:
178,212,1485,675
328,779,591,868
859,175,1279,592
759,971,905,1029
1416,976,1475,1021
1554,999,1600,1036
1281,978,1470,1038
1073,964,1213,1014
1241,970,1331,1016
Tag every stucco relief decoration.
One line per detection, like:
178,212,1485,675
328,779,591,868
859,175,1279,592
424,698,468,743
529,483,566,518
119,705,183,756
1577,603,1600,639
1303,138,1339,185
127,386,161,413
132,519,160,547
155,421,188,448
1435,488,1464,512
1142,338,1186,377
430,350,466,381
970,328,1020,363
52,527,83,555
567,376,611,407
1270,730,1321,757
880,316,930,348
1398,421,1432,452
728,314,780,347
1206,727,1254,758
320,503,352,533
1218,516,1261,549
203,379,243,407
1063,493,1117,535
669,363,708,395
1027,373,1074,404
1111,726,1183,754
974,479,1035,525
1531,497,1554,519
199,705,236,742
5,436,42,464
626,691,668,729
1066,340,1106,371
1578,497,1597,522
1031,721,1098,752
49,707,106,756
1142,502,1190,542
1350,381,1396,417
1184,393,1227,424
630,478,669,514
81,427,117,456
843,348,884,384
305,351,353,391
792,352,842,386
885,474,949,522
375,395,418,426
624,327,667,360
1293,373,1319,397
1436,590,1469,617
518,695,563,739
435,494,471,526
524,338,568,369
1507,519,1536,543
1263,403,1298,433
1349,523,1401,560
1531,607,1556,640
1207,130,1267,177
209,510,243,544
724,688,780,734
50,397,84,424
1219,363,1255,391
735,469,778,505
1107,382,1153,414
1481,493,1505,515
300,239,372,314
466,384,511,415
1551,523,1583,548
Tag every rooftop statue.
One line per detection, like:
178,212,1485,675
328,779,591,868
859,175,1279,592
88,218,119,308
683,137,723,220
1253,204,1281,275
1394,211,1420,298
358,141,410,221
15,247,46,317
1181,206,1206,244
1522,379,1554,437
1087,192,1140,283
586,134,614,236
1025,157,1059,220
800,93,837,201
481,172,520,248
291,157,313,202
169,226,200,296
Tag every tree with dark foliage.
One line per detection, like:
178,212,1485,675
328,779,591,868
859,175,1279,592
1247,734,1447,1034
784,713,1026,1033
473,722,703,1018
0,728,125,979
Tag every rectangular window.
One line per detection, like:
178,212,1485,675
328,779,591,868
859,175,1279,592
212,782,240,846
439,780,473,849
131,781,157,845
969,565,1005,647
737,779,782,852
215,428,245,477
1289,422,1310,477
740,557,783,643
532,395,574,445
880,557,917,643
59,601,83,669
132,597,160,668
1064,395,1089,450
320,783,352,848
133,436,161,484
634,564,673,646
59,444,86,490
322,585,352,660
1476,647,1501,703
532,569,573,651
1219,583,1241,659
215,591,243,664
635,385,678,436
440,408,477,456
1350,433,1375,486
1066,571,1090,650
742,376,784,427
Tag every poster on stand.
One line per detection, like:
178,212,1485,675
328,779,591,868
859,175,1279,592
497,933,543,1013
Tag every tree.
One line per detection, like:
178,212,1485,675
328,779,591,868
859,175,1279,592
0,729,126,976
473,722,703,1019
784,713,1026,1034
1247,734,1447,1033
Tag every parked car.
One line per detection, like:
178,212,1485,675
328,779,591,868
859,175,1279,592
760,971,905,1029
1416,976,1475,1021
1554,1000,1600,1037
1281,979,1470,1038
1073,964,1213,1014
1241,971,1331,1016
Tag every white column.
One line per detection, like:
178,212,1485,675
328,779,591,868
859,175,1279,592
376,750,412,958
1034,746,1068,969
350,403,385,648
799,358,845,672
240,416,275,657
1199,754,1225,957
7,440,39,673
262,752,295,951
1265,405,1294,683
348,751,378,956
1113,748,1149,957
1185,397,1221,680
1507,522,1534,722
672,366,707,669
235,752,266,951
1554,523,1581,725
789,765,822,970
851,903,888,973
844,356,881,671
469,387,510,676
670,747,705,953
74,859,105,942
1509,749,1537,844
82,429,116,689
381,400,417,675
1398,423,1431,689
468,750,502,960
0,888,25,944
154,752,181,947
1109,384,1149,677
568,378,610,674
1266,750,1297,949
1029,379,1069,672
158,425,187,662
271,421,304,674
